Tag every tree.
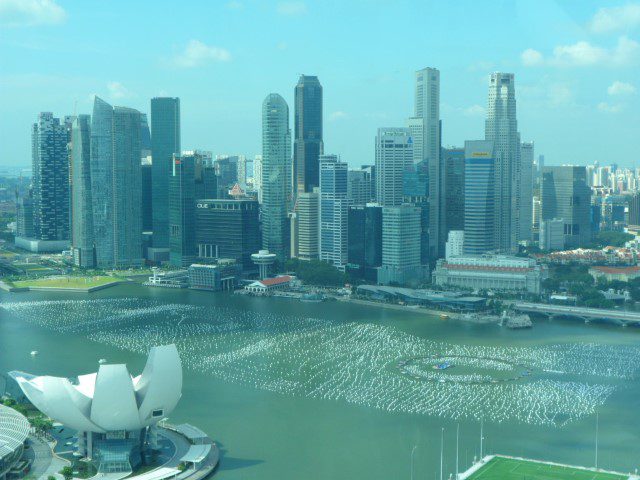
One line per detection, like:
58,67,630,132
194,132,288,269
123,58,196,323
60,466,73,480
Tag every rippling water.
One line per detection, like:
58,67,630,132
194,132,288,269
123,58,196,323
1,286,639,478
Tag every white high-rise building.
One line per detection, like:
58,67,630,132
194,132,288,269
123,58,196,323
319,155,348,269
412,67,441,258
485,72,520,253
261,94,291,261
375,128,413,207
445,230,464,259
519,141,534,243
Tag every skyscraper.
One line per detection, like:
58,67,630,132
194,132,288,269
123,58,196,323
519,141,534,243
442,147,465,235
195,198,261,271
463,140,496,255
90,97,143,268
292,190,319,261
261,93,291,261
410,67,441,258
375,128,413,206
319,155,348,269
112,106,143,268
347,205,383,282
485,72,520,253
293,75,323,196
70,115,95,267
169,155,196,267
347,169,373,207
151,97,181,253
31,112,69,242
377,205,425,286
541,166,592,248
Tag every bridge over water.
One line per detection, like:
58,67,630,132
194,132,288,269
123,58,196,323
513,302,640,326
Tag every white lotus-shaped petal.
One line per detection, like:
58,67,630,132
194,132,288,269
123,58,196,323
10,345,182,433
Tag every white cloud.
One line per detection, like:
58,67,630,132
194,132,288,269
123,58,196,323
552,41,607,66
521,36,640,67
463,105,485,117
329,111,347,121
608,80,637,95
277,1,307,15
171,40,231,68
0,0,66,27
521,48,544,67
598,101,624,113
590,3,640,34
107,82,132,100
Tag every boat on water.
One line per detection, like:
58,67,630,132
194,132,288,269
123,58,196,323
30,351,38,356
98,358,107,364
440,314,450,320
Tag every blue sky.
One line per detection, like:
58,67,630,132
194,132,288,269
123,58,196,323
1,0,639,168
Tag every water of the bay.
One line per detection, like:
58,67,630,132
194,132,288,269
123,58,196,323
1,285,639,479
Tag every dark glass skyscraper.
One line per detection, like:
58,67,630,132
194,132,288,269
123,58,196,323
464,140,496,255
443,147,465,235
541,166,592,248
347,205,383,282
195,199,261,271
151,97,181,250
294,75,323,196
169,155,197,267
31,112,69,241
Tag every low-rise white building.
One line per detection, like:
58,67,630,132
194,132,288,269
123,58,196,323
432,255,547,294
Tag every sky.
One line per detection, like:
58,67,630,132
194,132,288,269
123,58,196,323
0,0,639,169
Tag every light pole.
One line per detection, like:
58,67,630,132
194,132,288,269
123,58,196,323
456,423,460,480
411,445,418,480
440,428,444,480
595,412,599,469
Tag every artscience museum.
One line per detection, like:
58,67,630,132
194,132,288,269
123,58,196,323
10,345,183,473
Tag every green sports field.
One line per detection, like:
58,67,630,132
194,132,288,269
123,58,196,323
468,456,628,480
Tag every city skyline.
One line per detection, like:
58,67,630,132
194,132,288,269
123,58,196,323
1,0,639,169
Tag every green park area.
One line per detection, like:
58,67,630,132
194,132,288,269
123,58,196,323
468,457,627,480
10,275,120,289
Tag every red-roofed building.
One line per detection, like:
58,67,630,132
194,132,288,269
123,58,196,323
245,275,293,294
588,266,640,282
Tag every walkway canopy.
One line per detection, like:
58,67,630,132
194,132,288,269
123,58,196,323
180,444,212,466
131,467,181,480
173,424,210,444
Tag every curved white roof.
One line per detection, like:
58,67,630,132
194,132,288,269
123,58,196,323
0,404,30,462
11,344,182,433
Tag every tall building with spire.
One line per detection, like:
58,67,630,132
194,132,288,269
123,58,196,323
151,97,181,255
293,75,323,197
485,72,520,253
261,93,291,261
408,67,441,259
